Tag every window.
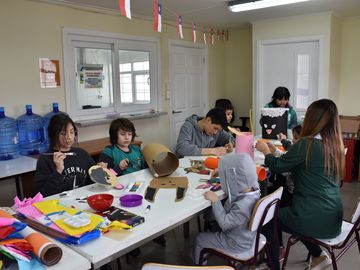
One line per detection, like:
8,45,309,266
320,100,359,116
295,54,310,109
63,28,160,121
119,50,150,104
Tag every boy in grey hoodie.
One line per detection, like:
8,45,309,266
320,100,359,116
193,153,261,265
175,107,233,157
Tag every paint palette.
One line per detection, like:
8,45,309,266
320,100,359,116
124,181,145,193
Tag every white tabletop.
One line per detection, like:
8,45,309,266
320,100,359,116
47,156,224,268
0,156,37,178
46,241,91,270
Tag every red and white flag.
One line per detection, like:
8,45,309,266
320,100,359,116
192,23,196,43
202,27,207,45
119,0,131,19
154,0,162,32
177,15,184,39
210,29,214,45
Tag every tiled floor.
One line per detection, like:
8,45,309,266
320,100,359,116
112,181,359,270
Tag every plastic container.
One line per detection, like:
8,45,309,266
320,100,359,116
120,194,143,207
0,107,20,161
87,194,114,211
17,104,46,155
43,102,64,149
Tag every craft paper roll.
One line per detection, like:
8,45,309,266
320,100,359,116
235,132,254,160
19,226,63,266
142,143,179,177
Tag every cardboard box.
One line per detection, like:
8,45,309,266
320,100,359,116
339,115,360,135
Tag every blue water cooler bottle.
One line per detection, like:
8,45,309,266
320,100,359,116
17,105,46,155
43,102,64,149
0,107,20,160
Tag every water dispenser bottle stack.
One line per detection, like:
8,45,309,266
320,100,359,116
43,102,64,149
17,104,46,155
0,107,20,161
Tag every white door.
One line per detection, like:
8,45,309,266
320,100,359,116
255,39,319,134
169,42,208,149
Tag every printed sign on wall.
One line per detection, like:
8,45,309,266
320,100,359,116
39,58,60,88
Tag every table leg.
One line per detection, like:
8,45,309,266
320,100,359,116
14,176,24,199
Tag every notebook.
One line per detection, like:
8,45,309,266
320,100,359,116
102,206,145,227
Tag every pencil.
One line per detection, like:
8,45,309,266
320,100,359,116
42,152,76,156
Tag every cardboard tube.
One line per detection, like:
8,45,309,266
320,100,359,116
257,166,267,181
20,227,63,266
204,157,219,170
142,143,179,177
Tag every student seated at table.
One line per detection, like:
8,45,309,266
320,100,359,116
175,107,233,158
35,114,95,197
98,118,146,176
193,153,261,265
215,98,235,126
256,99,344,270
266,124,302,257
98,118,166,250
274,124,302,152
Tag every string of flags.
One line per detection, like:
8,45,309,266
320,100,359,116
118,0,228,45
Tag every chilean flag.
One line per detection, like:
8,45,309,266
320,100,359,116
192,23,196,43
154,0,162,32
202,27,207,45
119,0,131,19
177,15,184,39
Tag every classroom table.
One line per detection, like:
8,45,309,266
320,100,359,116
0,156,38,198
46,156,225,269
46,240,91,270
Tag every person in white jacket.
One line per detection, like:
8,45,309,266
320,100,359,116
193,153,260,265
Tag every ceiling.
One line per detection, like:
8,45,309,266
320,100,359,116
41,0,360,27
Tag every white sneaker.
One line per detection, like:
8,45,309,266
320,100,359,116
309,251,332,270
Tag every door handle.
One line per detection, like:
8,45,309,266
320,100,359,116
172,110,182,114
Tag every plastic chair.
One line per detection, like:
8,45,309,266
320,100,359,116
281,200,360,270
142,263,234,270
198,187,284,268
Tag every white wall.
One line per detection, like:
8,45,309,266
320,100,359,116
0,0,230,146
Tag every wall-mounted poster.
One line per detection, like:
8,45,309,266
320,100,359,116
78,64,103,88
39,58,60,88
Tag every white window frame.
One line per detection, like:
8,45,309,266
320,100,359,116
63,28,161,121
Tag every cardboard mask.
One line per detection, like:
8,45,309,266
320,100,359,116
260,108,288,139
144,177,188,202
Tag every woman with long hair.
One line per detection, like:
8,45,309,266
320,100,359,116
256,99,345,270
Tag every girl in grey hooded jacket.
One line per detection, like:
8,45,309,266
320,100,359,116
194,153,260,265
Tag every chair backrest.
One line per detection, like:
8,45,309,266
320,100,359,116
248,187,283,231
351,199,360,224
142,263,234,270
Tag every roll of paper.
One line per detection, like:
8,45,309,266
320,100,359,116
0,209,62,266
18,226,63,266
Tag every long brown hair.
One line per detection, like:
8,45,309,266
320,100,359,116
301,99,345,179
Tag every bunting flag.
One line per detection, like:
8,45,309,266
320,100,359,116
202,27,207,45
217,30,220,41
192,23,196,43
154,0,162,32
177,15,184,39
119,0,131,19
210,29,214,45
